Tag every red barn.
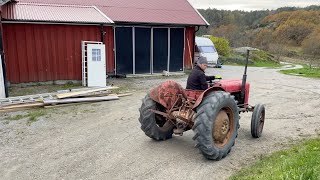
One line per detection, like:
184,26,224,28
0,0,208,84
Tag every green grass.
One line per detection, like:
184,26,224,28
222,59,281,68
280,67,320,78
6,114,25,121
9,82,82,96
250,60,282,68
230,139,320,180
5,109,48,125
27,110,47,124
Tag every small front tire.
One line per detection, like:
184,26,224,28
251,104,265,138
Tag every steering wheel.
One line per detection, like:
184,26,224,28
208,80,214,87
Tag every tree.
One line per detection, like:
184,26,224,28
253,28,273,50
211,24,241,47
274,19,314,46
302,27,320,68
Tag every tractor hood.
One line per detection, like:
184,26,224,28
214,80,250,93
193,79,250,109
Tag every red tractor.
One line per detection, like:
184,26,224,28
138,50,265,160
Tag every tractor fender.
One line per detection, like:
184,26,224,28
192,86,225,110
149,80,187,109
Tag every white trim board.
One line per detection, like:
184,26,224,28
0,56,5,98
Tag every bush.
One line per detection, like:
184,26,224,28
208,36,231,57
251,50,277,62
219,54,254,65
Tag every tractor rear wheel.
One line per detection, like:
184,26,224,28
139,94,174,141
251,104,265,138
192,91,239,160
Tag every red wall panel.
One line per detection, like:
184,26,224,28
184,26,195,69
104,26,115,73
3,23,192,83
2,23,104,83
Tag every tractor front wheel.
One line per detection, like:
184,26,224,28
192,91,239,160
139,94,174,141
251,104,265,138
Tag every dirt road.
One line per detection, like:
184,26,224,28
1,65,320,180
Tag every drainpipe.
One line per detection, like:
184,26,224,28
100,24,106,43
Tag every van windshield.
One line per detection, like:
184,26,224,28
198,46,217,53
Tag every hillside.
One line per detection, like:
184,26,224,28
197,6,320,64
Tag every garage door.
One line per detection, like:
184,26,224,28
116,27,133,74
115,27,185,75
135,28,151,74
153,28,168,73
170,28,184,72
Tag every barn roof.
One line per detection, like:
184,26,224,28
5,0,208,26
2,3,113,24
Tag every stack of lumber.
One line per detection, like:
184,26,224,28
0,86,132,112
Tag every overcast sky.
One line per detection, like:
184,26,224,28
188,0,320,11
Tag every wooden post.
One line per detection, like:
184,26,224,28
186,37,193,69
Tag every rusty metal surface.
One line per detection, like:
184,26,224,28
192,87,221,110
149,80,186,110
192,80,251,110
2,3,112,24
185,89,203,101
213,108,234,148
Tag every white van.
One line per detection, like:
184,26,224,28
195,37,221,67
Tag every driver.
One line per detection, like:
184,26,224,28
186,56,218,90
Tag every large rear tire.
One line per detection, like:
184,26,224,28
139,94,174,141
192,91,239,160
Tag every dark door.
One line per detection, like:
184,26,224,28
135,28,151,74
116,27,133,74
170,28,184,72
153,28,168,73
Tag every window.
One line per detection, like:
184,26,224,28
198,46,217,53
92,49,101,61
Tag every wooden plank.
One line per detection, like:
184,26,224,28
0,107,39,113
0,102,44,110
56,87,102,93
44,96,119,105
56,86,118,99
65,90,111,98
109,93,133,97
44,102,92,109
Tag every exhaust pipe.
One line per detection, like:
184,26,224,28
240,49,250,104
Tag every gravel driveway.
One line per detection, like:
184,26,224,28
0,65,320,180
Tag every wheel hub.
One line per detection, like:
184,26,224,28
213,109,234,147
259,112,265,133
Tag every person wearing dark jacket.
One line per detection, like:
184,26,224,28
186,57,216,90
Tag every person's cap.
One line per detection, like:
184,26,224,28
197,56,208,65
